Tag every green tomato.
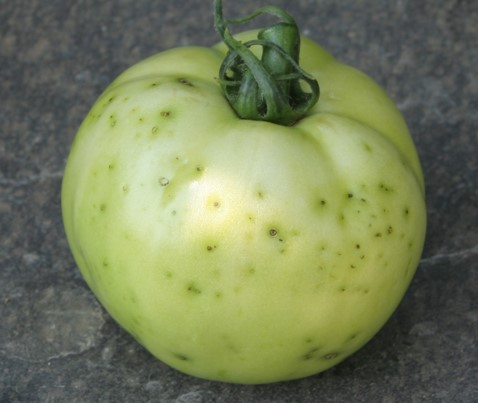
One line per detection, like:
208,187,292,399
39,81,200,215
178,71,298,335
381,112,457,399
62,27,426,384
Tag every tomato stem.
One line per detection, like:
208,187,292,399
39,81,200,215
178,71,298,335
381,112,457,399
214,0,319,125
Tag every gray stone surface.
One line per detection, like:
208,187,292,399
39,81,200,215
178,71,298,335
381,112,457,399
1,0,477,401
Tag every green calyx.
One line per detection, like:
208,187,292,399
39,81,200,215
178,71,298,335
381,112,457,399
214,0,319,126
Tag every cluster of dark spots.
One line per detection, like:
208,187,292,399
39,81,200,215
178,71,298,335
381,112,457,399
178,78,194,86
379,182,393,193
206,245,217,252
158,177,170,186
387,225,394,234
323,352,338,360
108,163,115,171
109,114,117,127
186,283,202,294
160,111,171,117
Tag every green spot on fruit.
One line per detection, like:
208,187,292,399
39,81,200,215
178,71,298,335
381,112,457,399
363,142,373,152
214,291,222,299
122,184,129,194
151,126,159,135
108,163,114,171
99,203,107,212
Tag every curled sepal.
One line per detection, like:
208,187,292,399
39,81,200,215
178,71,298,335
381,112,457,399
214,0,319,125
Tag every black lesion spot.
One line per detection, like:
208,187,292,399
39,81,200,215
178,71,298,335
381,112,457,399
269,229,278,237
379,182,393,193
178,78,194,86
173,352,191,361
302,347,321,360
323,352,339,360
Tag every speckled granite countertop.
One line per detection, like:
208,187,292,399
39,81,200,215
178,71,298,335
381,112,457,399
1,0,477,401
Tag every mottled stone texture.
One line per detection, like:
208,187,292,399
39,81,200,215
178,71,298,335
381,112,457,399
1,0,477,401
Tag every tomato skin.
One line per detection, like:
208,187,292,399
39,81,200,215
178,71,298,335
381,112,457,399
62,30,426,384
